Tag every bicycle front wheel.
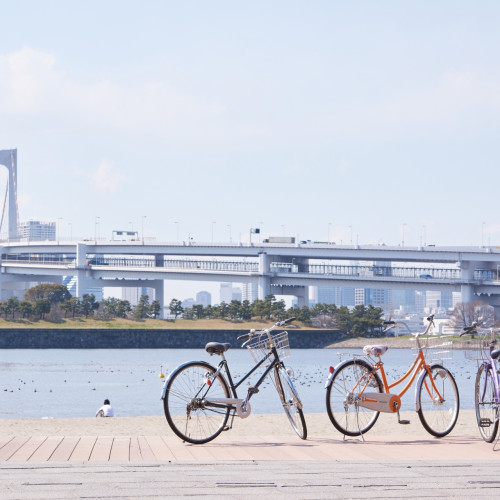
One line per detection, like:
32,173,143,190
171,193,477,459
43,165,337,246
475,363,499,443
326,359,383,436
417,364,459,438
163,361,231,444
273,365,307,439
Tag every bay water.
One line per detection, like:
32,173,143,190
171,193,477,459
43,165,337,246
0,347,478,419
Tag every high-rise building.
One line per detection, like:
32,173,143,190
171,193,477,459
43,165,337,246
18,220,56,241
220,283,232,304
241,283,258,303
196,291,211,307
122,286,155,306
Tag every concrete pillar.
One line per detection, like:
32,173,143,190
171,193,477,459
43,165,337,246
258,252,272,300
152,280,164,318
76,243,90,298
294,286,309,307
459,260,475,303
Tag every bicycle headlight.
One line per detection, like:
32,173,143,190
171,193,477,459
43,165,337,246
286,368,294,378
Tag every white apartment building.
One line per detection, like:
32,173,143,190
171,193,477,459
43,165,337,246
18,220,56,241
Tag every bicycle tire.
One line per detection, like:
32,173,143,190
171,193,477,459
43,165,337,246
326,358,383,436
273,365,307,439
163,361,231,444
417,364,459,438
475,363,499,443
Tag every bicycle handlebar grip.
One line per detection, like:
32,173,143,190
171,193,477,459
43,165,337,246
383,321,395,325
237,334,250,342
284,317,296,324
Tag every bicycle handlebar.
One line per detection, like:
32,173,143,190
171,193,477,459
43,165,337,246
237,317,296,343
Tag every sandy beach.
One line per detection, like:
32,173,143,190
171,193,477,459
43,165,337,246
0,409,481,439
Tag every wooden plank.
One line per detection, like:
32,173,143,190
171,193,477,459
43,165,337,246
9,436,47,462
49,437,81,462
137,436,156,461
110,437,130,461
29,436,63,462
89,436,113,462
144,436,175,461
129,437,142,461
0,437,30,461
69,436,97,462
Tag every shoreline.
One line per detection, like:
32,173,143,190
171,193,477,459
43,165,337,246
0,410,481,438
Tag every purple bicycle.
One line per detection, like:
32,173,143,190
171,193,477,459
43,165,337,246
461,324,500,444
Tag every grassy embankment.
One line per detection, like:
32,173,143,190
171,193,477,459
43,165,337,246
0,317,426,348
0,317,323,330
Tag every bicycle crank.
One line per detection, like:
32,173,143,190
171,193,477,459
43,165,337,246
358,392,402,413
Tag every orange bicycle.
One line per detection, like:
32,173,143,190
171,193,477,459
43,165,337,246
325,314,459,438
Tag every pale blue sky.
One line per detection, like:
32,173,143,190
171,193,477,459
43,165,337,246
1,2,499,277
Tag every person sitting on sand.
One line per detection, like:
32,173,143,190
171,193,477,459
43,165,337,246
95,399,115,417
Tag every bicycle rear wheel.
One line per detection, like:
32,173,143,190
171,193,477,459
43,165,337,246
475,363,499,443
417,364,459,438
163,361,231,444
273,365,307,439
326,359,383,436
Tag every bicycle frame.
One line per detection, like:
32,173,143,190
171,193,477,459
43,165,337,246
479,338,500,419
198,344,284,418
361,348,444,412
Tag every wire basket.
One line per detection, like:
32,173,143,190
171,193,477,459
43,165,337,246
459,334,493,362
414,336,454,361
246,330,290,364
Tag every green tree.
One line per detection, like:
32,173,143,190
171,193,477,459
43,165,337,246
150,299,161,319
133,294,150,319
33,298,51,319
24,284,71,304
169,298,184,319
5,297,20,319
192,304,205,319
81,294,98,318
228,300,241,320
19,301,33,318
116,300,131,318
240,300,252,321
61,297,81,318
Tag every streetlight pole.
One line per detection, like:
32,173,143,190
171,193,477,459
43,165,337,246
142,216,147,244
349,225,353,245
174,221,179,241
482,222,486,247
402,223,407,247
95,216,100,243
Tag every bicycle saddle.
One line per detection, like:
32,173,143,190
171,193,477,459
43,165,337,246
205,342,232,355
491,348,500,360
363,345,388,356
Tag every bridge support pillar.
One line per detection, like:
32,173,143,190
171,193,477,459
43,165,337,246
258,252,272,300
152,280,164,318
459,261,475,303
76,243,91,298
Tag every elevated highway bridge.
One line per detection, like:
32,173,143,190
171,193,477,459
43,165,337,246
2,240,500,316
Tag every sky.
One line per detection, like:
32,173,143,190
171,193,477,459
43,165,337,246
1,1,500,303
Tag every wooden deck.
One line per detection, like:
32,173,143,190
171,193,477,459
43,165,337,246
1,433,499,462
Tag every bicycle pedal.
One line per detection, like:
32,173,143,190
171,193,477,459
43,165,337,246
480,418,492,427
223,425,231,431
398,419,410,425
248,386,259,394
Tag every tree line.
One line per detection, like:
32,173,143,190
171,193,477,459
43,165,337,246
0,283,385,336
0,284,161,321
170,294,385,337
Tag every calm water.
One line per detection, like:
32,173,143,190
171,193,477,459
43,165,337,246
0,347,478,419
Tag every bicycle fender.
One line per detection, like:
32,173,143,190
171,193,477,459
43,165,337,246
160,360,218,400
324,358,373,389
414,363,447,412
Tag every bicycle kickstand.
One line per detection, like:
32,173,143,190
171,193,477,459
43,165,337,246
393,401,410,425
